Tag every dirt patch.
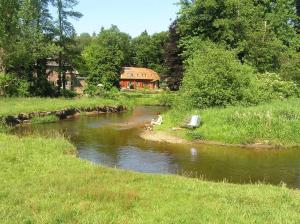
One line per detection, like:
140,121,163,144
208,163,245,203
140,130,191,145
140,130,280,149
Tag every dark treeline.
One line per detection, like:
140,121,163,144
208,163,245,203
0,0,300,101
0,0,81,97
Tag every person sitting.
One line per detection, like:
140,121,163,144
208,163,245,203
151,113,163,126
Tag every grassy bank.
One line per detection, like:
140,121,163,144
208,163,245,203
0,133,299,223
157,98,300,147
0,93,163,118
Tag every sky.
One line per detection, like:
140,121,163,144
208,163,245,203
71,0,179,37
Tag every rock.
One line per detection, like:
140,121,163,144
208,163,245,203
117,105,124,111
5,116,21,126
28,112,37,119
18,113,29,121
2,105,127,126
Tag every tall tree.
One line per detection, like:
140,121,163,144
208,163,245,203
296,0,300,17
82,26,131,89
177,0,300,75
52,0,82,90
164,20,184,90
0,0,56,76
0,0,20,73
69,33,93,77
132,30,169,74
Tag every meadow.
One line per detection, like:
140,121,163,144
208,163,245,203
156,98,300,147
0,93,162,117
0,133,299,223
1,96,300,223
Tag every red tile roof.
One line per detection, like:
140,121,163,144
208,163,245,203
120,67,160,82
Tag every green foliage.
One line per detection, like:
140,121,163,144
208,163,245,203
279,50,300,83
179,41,254,108
31,115,59,124
70,33,94,77
52,0,82,90
247,73,300,104
83,26,131,89
177,0,300,84
177,39,300,109
61,89,77,98
0,0,59,76
158,91,177,106
29,76,59,97
0,0,82,97
132,31,169,74
0,73,29,97
163,20,184,90
84,86,119,99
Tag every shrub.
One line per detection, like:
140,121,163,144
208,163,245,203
179,43,253,108
84,85,119,99
61,89,78,98
250,73,300,103
0,73,29,97
29,78,58,97
158,91,177,106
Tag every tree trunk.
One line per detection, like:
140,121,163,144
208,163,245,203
0,48,5,73
57,0,64,91
62,71,66,90
262,20,267,42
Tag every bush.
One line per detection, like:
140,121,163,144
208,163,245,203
246,73,300,104
29,78,58,97
84,85,119,99
177,39,300,109
0,73,29,97
158,91,177,106
61,89,78,98
179,43,253,108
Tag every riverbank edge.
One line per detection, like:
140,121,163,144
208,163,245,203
1,105,127,126
1,133,300,223
140,130,285,149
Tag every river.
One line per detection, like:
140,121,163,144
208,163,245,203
14,106,300,189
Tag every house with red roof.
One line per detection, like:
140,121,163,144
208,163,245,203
119,67,160,90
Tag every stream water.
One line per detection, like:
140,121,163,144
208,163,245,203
15,106,300,189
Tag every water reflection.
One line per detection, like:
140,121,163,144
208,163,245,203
14,106,300,189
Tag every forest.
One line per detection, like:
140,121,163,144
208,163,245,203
0,0,299,107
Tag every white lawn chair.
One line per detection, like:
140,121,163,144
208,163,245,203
186,115,201,129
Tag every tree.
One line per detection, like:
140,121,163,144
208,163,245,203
0,0,60,96
0,0,20,73
82,26,131,89
177,0,300,75
179,40,254,108
132,31,169,75
296,0,300,17
164,20,184,90
69,33,93,77
52,0,82,90
132,31,156,68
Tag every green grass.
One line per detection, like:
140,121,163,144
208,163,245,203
0,93,164,118
30,115,60,124
157,98,300,147
0,133,299,223
0,124,9,133
0,97,119,117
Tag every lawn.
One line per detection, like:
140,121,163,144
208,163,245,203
157,98,300,147
0,93,163,117
0,133,299,223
